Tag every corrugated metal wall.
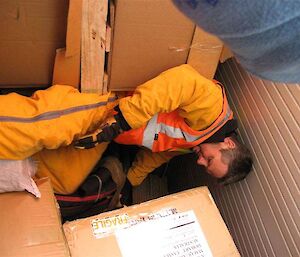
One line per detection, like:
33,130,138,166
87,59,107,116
212,59,300,257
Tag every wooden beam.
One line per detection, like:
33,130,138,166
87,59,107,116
106,0,115,93
81,0,108,93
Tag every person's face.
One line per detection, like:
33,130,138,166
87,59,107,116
192,138,236,178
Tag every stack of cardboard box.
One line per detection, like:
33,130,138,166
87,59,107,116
0,1,237,256
0,0,231,93
0,179,240,257
107,0,225,92
0,178,70,257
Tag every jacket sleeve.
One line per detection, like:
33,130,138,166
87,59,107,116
0,85,117,160
118,64,223,130
33,142,109,194
127,148,182,186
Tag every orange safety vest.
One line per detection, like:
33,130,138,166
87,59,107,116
115,83,234,152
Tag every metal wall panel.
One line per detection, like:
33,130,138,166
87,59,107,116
212,59,300,257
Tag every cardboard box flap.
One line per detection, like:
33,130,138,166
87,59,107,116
0,0,68,87
0,178,70,257
108,0,195,91
187,26,223,79
65,0,82,57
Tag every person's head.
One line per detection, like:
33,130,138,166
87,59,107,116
193,135,253,185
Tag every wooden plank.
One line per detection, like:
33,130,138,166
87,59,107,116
101,25,112,94
81,0,108,94
102,72,108,95
105,25,111,53
187,26,223,79
106,0,115,92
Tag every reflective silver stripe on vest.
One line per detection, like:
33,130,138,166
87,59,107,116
142,114,191,149
142,106,232,149
142,114,159,149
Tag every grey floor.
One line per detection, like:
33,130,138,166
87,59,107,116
132,174,168,204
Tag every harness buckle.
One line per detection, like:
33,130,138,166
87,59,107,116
74,116,118,149
74,132,100,149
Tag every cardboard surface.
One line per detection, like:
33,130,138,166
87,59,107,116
53,0,82,88
52,47,81,88
64,187,240,257
108,0,195,91
219,45,234,63
187,26,223,80
0,0,69,87
0,178,70,257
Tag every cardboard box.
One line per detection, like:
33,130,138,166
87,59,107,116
52,0,82,89
63,186,240,257
107,0,196,91
187,26,224,80
0,178,70,257
0,0,69,88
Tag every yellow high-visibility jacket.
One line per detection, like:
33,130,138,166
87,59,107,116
0,85,118,193
0,64,223,193
117,64,224,185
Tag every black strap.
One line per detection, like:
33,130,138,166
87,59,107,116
114,105,131,131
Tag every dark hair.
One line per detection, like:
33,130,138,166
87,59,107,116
219,135,253,186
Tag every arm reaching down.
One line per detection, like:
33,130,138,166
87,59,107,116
127,148,182,186
118,64,223,131
0,85,117,159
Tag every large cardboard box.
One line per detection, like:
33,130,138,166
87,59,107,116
63,186,240,257
0,0,226,92
0,178,70,257
0,0,69,88
107,0,196,91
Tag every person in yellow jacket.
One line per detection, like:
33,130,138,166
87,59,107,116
0,64,252,194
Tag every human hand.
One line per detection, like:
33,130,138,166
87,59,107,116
74,116,123,149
